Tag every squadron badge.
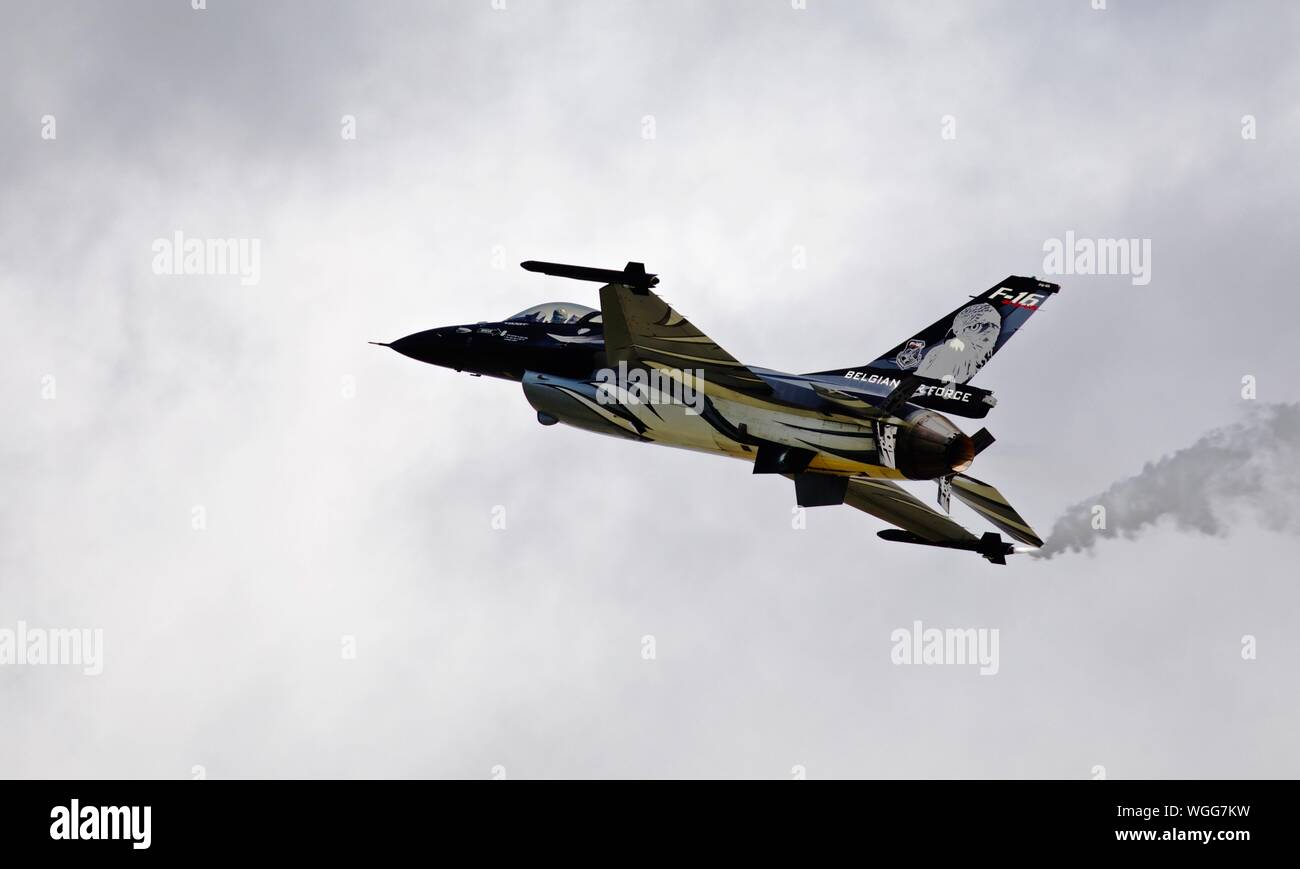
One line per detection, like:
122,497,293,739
895,339,926,370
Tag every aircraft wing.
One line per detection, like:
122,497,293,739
844,477,979,544
598,282,773,397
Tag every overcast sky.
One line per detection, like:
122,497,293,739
2,0,1298,778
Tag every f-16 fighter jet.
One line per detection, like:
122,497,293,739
376,261,1059,563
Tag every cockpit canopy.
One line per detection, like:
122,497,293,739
506,302,600,325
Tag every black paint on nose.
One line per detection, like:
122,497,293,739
386,327,471,369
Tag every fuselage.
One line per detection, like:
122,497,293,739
383,303,974,482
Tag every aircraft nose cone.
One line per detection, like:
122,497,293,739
388,329,436,360
383,327,467,368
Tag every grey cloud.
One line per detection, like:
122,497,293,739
2,0,1299,779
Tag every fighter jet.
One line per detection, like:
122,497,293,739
377,260,1059,563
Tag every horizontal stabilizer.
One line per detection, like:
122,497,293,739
844,477,1023,565
952,474,1043,548
814,373,996,419
845,477,977,544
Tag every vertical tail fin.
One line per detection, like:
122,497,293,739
812,276,1060,385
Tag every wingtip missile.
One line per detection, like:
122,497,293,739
876,529,1016,565
520,259,659,290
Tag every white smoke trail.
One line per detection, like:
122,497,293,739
1035,403,1300,558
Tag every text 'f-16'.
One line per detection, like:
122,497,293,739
376,260,1060,564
